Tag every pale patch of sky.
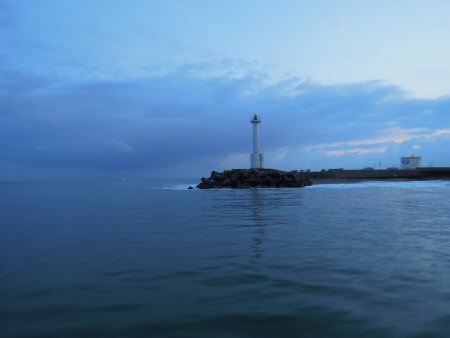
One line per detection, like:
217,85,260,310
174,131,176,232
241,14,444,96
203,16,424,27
326,147,388,157
4,0,450,97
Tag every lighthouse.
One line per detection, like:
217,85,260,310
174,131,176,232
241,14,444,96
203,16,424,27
250,114,264,168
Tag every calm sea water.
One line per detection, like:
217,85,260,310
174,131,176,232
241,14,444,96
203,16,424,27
2,179,450,337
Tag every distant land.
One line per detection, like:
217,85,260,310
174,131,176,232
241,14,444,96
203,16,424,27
196,115,450,189
196,167,450,189
298,167,450,183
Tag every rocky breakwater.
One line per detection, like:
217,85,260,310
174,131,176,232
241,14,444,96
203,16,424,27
197,169,312,189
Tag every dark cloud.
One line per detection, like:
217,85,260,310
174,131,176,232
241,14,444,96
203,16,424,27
1,63,450,179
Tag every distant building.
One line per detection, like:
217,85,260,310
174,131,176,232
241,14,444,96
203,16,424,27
401,155,421,169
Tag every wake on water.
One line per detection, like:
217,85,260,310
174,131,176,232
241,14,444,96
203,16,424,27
146,184,198,190
307,180,450,189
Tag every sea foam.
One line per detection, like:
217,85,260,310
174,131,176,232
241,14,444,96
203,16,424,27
307,180,450,189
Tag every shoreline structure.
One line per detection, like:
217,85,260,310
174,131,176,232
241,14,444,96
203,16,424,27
196,115,450,189
196,167,450,189
197,168,312,189
301,167,450,183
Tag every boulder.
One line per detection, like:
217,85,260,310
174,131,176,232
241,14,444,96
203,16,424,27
196,168,312,189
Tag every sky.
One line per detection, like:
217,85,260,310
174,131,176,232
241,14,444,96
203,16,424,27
1,0,450,179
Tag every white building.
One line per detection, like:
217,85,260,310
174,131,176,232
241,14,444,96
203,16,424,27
401,155,421,169
250,114,264,168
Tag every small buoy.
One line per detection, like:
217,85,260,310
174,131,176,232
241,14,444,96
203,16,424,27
187,186,193,190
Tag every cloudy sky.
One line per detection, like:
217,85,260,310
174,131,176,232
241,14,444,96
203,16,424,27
1,0,450,179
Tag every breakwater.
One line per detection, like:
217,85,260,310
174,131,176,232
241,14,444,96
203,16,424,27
196,167,450,189
301,167,450,182
197,169,312,189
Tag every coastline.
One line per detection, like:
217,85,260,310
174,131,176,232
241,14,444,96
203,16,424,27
301,167,450,182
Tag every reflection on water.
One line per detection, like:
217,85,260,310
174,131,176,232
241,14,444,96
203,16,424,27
208,189,305,259
250,189,266,259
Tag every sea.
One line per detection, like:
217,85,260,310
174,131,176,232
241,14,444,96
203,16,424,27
2,179,450,337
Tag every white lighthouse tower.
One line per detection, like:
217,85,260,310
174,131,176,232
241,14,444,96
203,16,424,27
250,114,264,168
